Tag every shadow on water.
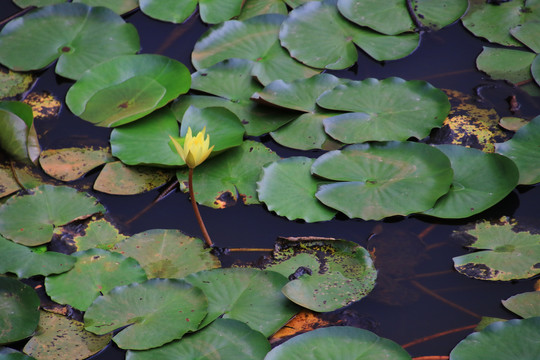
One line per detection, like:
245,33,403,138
1,3,538,358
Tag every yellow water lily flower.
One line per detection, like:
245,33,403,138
169,127,214,169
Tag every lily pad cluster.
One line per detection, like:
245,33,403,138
0,188,387,359
462,0,540,94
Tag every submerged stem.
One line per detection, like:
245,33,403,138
189,168,213,247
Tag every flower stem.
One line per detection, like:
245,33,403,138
189,168,213,247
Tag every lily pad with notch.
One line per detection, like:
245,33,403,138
452,218,540,281
257,157,338,222
66,54,190,127
260,237,377,312
312,141,453,220
23,311,112,360
423,144,519,219
0,3,140,80
111,229,220,279
265,326,411,359
185,268,299,336
140,0,244,24
0,235,75,278
0,277,40,344
44,248,147,311
316,77,450,143
176,140,280,208
192,14,320,85
185,59,300,135
84,278,208,350
462,0,540,47
126,318,270,360
0,185,105,246
337,0,467,35
495,115,540,185
279,0,420,69
252,73,344,150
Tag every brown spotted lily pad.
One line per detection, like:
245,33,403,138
23,311,112,360
39,147,114,182
453,218,540,281
93,161,172,195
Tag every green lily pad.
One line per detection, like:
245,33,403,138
0,347,36,360
140,0,244,24
337,0,467,34
84,278,208,350
45,248,147,311
66,54,190,127
0,101,34,162
79,76,167,128
0,235,75,278
74,0,139,14
192,14,319,84
312,142,453,220
502,291,540,318
172,94,299,136
257,157,337,222
449,317,540,360
253,73,342,112
262,237,377,312
423,145,519,219
111,229,220,279
93,161,172,195
192,59,261,105
476,47,536,84
0,3,140,80
0,185,105,246
271,112,343,150
462,0,540,47
411,0,469,30
337,0,413,35
39,147,113,182
111,108,183,167
253,75,344,150
238,0,288,20
452,219,540,281
176,140,280,208
531,54,540,87
495,115,540,185
0,277,40,344
510,21,540,52
70,217,128,251
280,0,419,68
0,69,35,100
265,326,411,359
317,78,450,142
126,318,271,360
186,268,298,336
179,106,245,154
23,311,112,360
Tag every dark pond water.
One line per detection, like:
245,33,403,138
2,3,539,359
